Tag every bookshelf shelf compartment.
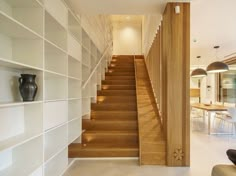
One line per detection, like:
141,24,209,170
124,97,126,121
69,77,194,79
44,72,67,101
44,124,68,162
45,41,68,75
45,11,67,52
0,68,43,104
0,0,43,36
44,101,68,131
68,99,81,121
82,47,90,68
0,20,43,68
68,118,81,144
68,78,81,99
68,51,81,81
44,0,68,29
82,97,90,116
68,11,81,44
68,33,81,62
0,136,43,176
82,29,90,51
44,148,68,176
0,103,43,152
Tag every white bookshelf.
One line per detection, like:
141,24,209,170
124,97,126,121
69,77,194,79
0,0,112,175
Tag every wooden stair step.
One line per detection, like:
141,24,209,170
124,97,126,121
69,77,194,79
108,68,135,72
105,76,135,80
102,80,135,85
97,96,136,103
108,66,135,70
97,90,136,96
91,103,137,111
113,56,134,59
110,61,134,65
91,111,137,120
102,85,136,90
105,72,135,76
82,130,139,144
110,64,134,67
69,143,139,158
82,119,138,131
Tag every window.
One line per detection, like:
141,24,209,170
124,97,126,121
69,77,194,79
217,57,236,103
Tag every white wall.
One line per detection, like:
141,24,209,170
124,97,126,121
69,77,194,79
190,68,217,104
142,15,161,57
112,22,142,55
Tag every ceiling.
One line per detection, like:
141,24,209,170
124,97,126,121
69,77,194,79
191,0,236,66
66,0,236,66
65,0,167,15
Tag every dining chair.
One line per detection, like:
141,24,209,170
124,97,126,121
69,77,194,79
215,107,236,134
226,107,236,134
191,108,205,131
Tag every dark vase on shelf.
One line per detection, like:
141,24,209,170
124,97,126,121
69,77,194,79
19,74,38,102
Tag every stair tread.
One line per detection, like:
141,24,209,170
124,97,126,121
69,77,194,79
70,143,139,149
83,130,138,134
91,110,137,114
83,119,137,123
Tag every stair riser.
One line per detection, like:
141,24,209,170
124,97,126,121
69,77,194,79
92,104,137,111
82,134,138,144
108,67,135,70
108,69,135,72
102,85,136,90
69,150,139,158
110,62,134,65
97,90,136,96
102,80,135,85
97,96,136,103
91,112,137,120
110,65,134,68
83,121,138,131
105,76,135,80
106,72,135,76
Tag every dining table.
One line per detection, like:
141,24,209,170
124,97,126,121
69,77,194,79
191,103,228,135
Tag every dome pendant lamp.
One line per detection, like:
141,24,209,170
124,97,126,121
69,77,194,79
191,56,207,78
206,46,229,73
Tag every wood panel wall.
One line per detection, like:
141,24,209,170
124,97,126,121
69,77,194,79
145,3,190,166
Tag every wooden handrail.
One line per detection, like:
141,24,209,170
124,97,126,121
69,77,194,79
82,42,112,89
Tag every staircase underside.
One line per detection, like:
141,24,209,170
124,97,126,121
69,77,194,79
134,57,166,165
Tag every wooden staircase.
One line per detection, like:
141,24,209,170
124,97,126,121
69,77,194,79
69,55,139,158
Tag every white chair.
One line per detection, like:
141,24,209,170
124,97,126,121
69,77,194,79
226,107,236,134
191,108,205,131
215,107,236,134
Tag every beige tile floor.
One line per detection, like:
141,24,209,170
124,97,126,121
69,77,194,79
65,119,236,176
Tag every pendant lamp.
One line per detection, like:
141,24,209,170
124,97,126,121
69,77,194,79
206,46,229,73
191,56,207,78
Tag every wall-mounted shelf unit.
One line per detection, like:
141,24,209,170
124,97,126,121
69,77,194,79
0,0,112,175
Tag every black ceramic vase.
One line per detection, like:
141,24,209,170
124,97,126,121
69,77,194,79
19,74,38,101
